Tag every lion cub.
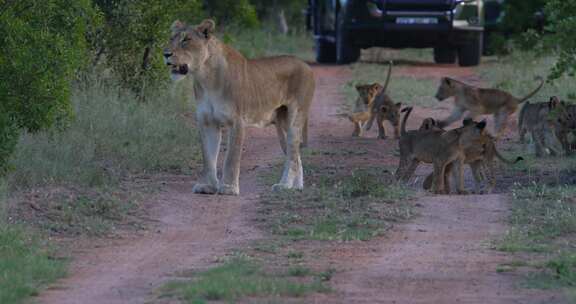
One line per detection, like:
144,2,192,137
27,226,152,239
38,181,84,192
518,96,575,157
435,77,543,138
396,107,487,194
347,83,384,137
423,132,523,194
343,62,402,139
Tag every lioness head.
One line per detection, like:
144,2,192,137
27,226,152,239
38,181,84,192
355,83,383,105
435,77,456,101
164,19,216,81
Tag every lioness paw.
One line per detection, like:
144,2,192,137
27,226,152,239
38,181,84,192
218,184,239,196
192,183,217,194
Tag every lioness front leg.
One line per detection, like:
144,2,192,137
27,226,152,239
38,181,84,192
219,123,245,195
193,124,222,194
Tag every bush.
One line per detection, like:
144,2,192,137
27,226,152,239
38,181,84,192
7,75,198,190
0,0,100,173
93,0,203,93
543,0,576,79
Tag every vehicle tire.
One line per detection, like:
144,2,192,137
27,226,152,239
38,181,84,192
315,39,337,63
336,18,360,64
433,47,457,64
458,32,483,67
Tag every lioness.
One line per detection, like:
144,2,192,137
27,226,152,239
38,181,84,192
396,107,487,194
435,77,544,138
422,132,523,194
164,19,315,195
518,96,573,157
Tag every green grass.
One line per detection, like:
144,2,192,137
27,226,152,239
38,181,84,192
0,225,66,304
479,52,576,103
7,74,198,190
24,189,139,237
259,167,415,242
226,27,314,62
162,257,327,303
497,183,576,297
342,63,440,110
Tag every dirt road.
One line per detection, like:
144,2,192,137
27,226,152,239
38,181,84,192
39,64,562,304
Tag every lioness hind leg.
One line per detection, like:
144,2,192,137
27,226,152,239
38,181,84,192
273,109,305,191
193,124,222,194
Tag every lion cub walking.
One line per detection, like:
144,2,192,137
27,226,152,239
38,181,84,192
164,19,314,195
435,77,543,138
343,62,402,139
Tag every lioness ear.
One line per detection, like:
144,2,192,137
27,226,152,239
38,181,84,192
171,20,185,33
443,78,451,86
395,102,402,108
197,19,216,39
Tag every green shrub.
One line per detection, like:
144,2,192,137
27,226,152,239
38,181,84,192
7,75,198,190
92,0,203,93
0,0,100,173
0,225,66,304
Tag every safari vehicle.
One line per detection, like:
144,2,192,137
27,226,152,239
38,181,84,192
307,0,487,66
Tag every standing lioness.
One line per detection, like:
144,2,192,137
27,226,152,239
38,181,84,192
164,19,315,195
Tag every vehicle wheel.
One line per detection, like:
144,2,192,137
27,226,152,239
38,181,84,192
458,32,483,67
315,39,337,63
433,47,456,64
336,19,360,64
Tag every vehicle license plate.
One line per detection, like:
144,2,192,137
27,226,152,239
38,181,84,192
395,17,438,25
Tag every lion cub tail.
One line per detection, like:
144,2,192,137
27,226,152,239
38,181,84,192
518,76,544,104
400,106,413,137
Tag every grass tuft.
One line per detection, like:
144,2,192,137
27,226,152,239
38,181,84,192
162,257,327,303
0,225,66,304
259,168,415,242
7,74,198,190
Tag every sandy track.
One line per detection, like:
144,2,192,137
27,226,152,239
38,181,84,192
39,63,563,304
326,195,562,304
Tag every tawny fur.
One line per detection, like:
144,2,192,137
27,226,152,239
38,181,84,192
435,77,544,139
396,107,488,194
164,19,315,195
518,96,574,157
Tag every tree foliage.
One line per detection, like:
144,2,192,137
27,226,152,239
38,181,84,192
501,0,547,34
0,0,100,172
543,0,576,79
92,0,203,92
